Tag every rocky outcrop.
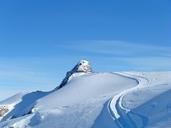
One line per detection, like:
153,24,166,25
58,60,92,89
0,106,9,117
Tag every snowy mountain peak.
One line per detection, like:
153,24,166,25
75,60,92,73
58,60,92,88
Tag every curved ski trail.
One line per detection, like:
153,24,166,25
109,72,149,128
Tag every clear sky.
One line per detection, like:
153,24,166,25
0,0,171,100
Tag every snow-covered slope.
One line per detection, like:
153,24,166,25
0,91,48,122
34,72,137,111
0,60,171,128
113,72,171,128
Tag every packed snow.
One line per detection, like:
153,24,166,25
0,60,171,128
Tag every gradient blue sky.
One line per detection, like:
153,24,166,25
0,0,171,100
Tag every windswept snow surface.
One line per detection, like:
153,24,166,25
34,73,137,110
0,71,171,128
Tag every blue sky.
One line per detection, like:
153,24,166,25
0,0,171,100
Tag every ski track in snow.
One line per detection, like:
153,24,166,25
109,72,149,128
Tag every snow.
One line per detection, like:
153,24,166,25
35,73,137,110
0,91,48,122
117,72,171,128
0,60,171,128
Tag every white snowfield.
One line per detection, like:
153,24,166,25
0,60,171,128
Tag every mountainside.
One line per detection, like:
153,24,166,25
0,60,171,128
